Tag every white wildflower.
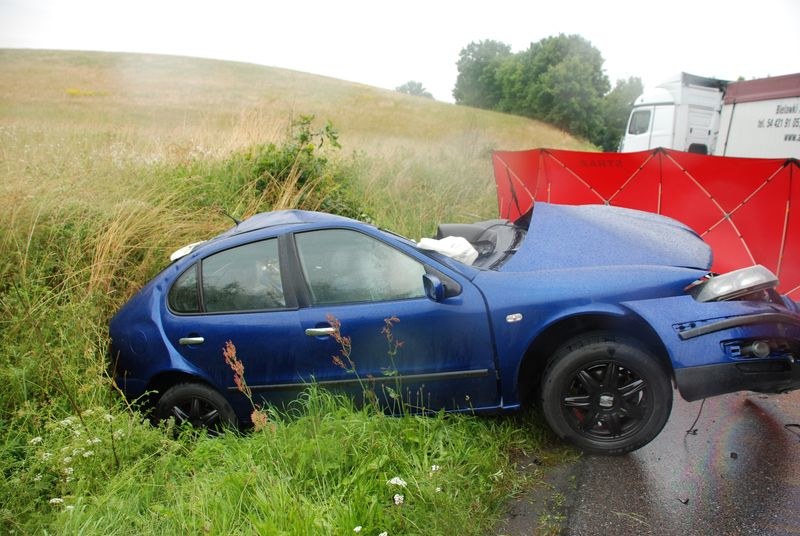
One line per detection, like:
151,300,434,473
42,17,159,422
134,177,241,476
378,532,388,536
33,474,42,482
29,436,43,445
435,487,442,493
81,409,94,416
113,429,124,440
104,414,114,423
72,448,83,456
63,456,73,464
72,429,82,437
83,450,94,458
63,467,74,476
430,464,440,472
65,505,74,512
42,452,52,460
49,498,64,505
386,476,407,488
88,437,101,445
353,527,362,533
59,418,74,428
393,493,404,506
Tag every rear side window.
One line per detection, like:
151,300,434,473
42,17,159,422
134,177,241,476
169,265,201,313
202,239,285,312
628,109,651,135
168,239,285,314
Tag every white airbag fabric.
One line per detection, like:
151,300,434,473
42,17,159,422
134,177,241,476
417,236,479,265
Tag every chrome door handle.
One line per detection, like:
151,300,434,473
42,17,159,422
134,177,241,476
179,336,205,345
305,327,335,337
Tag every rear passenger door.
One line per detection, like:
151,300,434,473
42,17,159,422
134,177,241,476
161,237,308,408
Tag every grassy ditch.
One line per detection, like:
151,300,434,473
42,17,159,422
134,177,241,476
0,50,584,534
0,117,563,536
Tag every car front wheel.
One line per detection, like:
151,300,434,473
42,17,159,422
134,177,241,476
541,332,672,455
155,382,238,433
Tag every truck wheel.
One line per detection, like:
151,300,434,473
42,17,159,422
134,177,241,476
541,332,672,455
155,382,238,433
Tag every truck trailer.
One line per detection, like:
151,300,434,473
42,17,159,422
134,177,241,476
620,72,800,158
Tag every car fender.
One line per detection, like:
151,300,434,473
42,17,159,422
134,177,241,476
497,302,631,406
111,282,220,399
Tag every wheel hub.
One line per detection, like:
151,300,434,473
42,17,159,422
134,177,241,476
598,394,615,408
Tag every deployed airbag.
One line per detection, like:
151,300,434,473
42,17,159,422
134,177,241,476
417,236,479,265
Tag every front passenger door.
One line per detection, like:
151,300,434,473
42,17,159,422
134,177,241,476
292,228,499,412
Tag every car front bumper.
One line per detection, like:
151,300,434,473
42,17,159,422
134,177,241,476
675,357,800,401
623,295,800,401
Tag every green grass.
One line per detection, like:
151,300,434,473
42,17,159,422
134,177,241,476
4,389,550,535
0,49,583,534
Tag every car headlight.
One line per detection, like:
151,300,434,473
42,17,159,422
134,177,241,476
687,265,778,302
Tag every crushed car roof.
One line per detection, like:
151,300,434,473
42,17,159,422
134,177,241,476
500,203,713,272
221,209,356,237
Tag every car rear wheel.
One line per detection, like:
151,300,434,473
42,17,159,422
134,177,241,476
541,332,672,455
155,382,237,433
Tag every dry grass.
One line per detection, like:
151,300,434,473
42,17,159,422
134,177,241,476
0,48,597,292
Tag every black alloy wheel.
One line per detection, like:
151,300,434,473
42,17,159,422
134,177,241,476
155,382,237,433
541,332,672,455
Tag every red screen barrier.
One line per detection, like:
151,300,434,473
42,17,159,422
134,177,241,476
493,148,800,300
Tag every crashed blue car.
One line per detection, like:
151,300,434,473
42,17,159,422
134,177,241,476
109,203,800,454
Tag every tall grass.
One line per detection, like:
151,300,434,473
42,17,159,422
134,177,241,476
0,49,582,534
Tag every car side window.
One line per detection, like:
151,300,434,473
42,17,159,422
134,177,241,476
294,229,426,305
168,264,201,313
201,239,285,313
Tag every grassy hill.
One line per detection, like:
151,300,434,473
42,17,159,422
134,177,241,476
0,49,580,534
1,49,592,234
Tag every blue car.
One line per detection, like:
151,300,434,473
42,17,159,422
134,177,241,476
109,203,800,454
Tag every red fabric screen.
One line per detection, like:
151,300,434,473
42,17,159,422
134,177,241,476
492,148,800,300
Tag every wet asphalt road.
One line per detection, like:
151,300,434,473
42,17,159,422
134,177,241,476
565,390,800,536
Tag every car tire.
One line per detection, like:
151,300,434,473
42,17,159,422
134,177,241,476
541,332,672,455
155,382,238,433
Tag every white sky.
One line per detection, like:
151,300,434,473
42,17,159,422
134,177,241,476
1,0,798,102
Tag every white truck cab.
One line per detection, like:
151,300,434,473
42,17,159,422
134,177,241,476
620,73,725,154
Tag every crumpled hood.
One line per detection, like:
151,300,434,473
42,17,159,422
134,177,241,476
500,203,712,272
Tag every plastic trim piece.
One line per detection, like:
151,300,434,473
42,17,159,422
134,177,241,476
677,312,800,340
233,369,491,392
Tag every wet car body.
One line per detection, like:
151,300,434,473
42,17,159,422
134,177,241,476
109,203,800,453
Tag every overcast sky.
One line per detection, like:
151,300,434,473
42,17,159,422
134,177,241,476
1,0,798,102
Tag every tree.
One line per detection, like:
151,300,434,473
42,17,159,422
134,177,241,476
453,40,512,108
594,77,644,151
453,34,648,147
395,81,433,99
497,34,610,140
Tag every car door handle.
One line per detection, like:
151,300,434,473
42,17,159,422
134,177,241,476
305,327,335,337
179,336,205,345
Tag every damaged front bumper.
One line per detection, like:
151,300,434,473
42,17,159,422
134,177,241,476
624,295,800,402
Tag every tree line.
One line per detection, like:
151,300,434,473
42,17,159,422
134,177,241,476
452,34,642,151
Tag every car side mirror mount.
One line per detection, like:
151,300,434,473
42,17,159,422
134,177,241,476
423,273,446,302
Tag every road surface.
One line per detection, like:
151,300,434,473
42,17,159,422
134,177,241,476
498,390,800,535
